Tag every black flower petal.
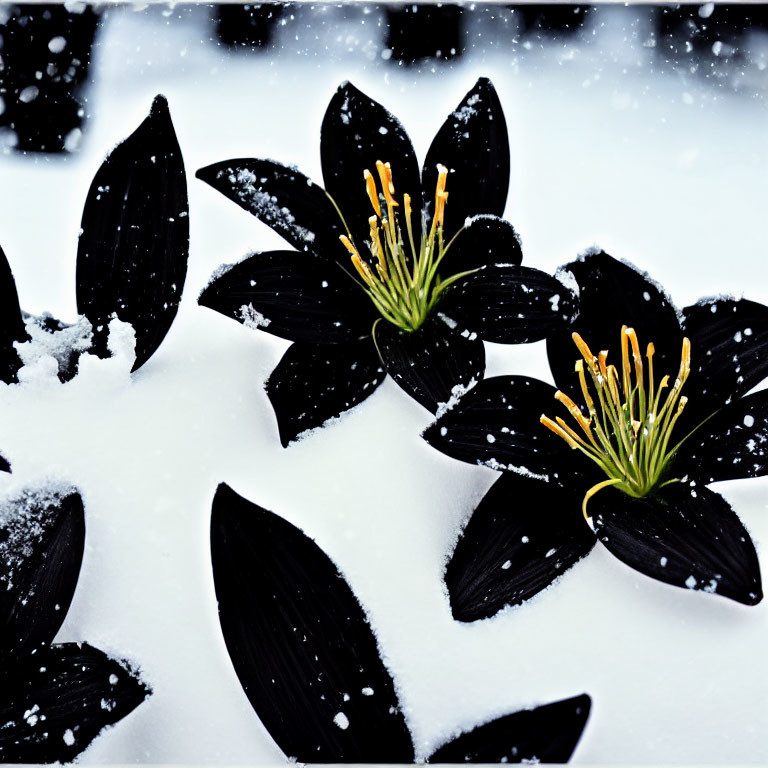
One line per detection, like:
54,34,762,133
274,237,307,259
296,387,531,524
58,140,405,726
681,297,768,426
76,95,189,373
679,389,768,484
423,376,580,480
422,78,509,239
210,484,414,762
0,454,9,473
427,694,591,764
266,340,386,447
547,251,683,397
0,245,27,384
439,265,577,344
195,159,344,261
440,214,522,277
446,473,596,622
375,313,485,413
320,81,423,253
0,642,151,763
0,489,84,660
592,482,762,605
198,250,375,344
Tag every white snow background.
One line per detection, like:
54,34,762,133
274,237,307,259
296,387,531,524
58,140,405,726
0,3,767,763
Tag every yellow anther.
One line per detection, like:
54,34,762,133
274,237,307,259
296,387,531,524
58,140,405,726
369,216,386,273
576,359,596,412
435,163,448,197
598,350,609,380
679,337,691,382
626,327,644,383
572,333,598,372
540,415,580,449
435,190,449,228
339,234,360,259
555,390,591,434
646,342,655,359
375,160,397,206
404,193,412,221
351,253,374,285
364,169,382,217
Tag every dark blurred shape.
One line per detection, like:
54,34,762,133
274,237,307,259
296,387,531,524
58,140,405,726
216,3,286,49
658,3,768,60
0,4,99,153
385,4,464,64
518,4,590,36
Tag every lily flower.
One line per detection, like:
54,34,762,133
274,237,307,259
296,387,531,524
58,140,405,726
424,250,765,621
197,78,575,446
210,483,592,763
0,485,150,762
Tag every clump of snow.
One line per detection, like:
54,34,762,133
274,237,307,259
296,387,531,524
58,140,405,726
333,712,349,730
239,304,272,329
15,314,93,383
435,378,478,419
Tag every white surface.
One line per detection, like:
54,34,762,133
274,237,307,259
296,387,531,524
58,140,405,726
0,4,766,763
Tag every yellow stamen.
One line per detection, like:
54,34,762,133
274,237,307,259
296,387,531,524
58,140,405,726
339,234,360,259
572,333,598,372
364,169,382,217
540,415,580,449
555,390,592,434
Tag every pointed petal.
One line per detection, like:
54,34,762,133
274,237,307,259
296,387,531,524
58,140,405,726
210,484,414,762
446,474,595,622
195,159,345,261
423,376,578,479
320,81,423,252
427,694,591,764
681,297,768,425
679,389,768,483
375,313,485,413
0,245,27,384
76,95,189,373
423,78,510,239
440,214,522,277
0,488,84,659
198,250,375,344
0,455,9,473
546,251,682,395
0,642,150,763
592,482,762,606
266,341,386,447
439,265,578,344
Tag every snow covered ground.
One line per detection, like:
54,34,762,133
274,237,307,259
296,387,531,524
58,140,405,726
0,3,767,763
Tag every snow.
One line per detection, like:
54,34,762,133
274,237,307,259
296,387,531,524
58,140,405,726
0,3,766,765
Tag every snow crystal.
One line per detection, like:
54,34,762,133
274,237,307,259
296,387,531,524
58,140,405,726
48,35,67,53
486,434,496,444
435,378,478,418
501,560,512,570
109,674,119,686
437,312,458,330
479,459,550,482
549,294,560,312
239,304,272,329
685,575,698,589
333,712,349,730
660,556,668,567
744,414,755,428
361,687,374,696
453,93,480,124
63,729,75,746
733,331,743,343
521,536,529,544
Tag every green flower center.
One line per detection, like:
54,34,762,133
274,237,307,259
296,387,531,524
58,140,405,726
339,160,467,332
541,327,692,521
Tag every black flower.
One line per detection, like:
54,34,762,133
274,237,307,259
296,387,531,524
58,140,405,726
0,95,189,383
0,484,150,762
210,483,592,763
197,78,575,446
424,251,765,621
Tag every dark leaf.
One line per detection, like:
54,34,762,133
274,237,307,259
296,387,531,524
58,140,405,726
198,250,375,344
440,214,522,277
592,482,762,606
446,474,595,622
0,488,84,660
0,642,151,763
210,484,414,762
681,297,768,427
320,81,423,253
427,694,592,764
0,245,27,384
266,340,386,447
375,313,485,413
423,376,580,479
76,95,189,373
423,78,510,239
439,265,578,344
679,389,768,484
547,251,683,397
195,159,345,261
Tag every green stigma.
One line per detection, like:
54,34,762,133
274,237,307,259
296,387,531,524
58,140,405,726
541,327,692,522
339,160,468,333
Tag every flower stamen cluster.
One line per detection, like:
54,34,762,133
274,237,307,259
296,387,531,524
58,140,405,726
339,160,466,332
541,327,692,520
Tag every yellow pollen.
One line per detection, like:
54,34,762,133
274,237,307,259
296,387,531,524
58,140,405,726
543,329,694,519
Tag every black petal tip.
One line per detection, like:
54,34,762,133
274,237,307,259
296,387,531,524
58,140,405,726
195,162,217,184
0,454,9,473
149,93,170,118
